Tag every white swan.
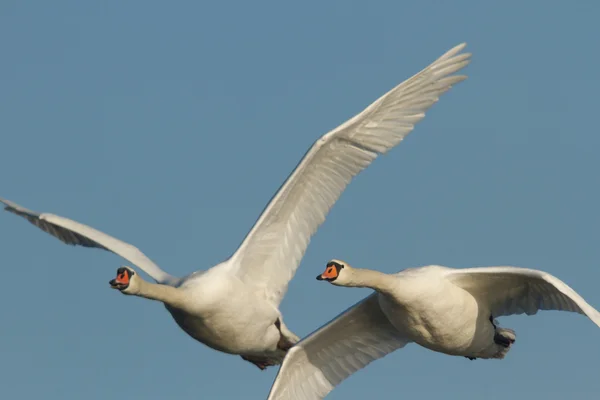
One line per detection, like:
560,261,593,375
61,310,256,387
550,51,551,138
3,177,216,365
0,43,470,370
268,260,600,399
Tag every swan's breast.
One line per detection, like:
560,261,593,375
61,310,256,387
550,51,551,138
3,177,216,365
378,279,481,353
164,275,282,355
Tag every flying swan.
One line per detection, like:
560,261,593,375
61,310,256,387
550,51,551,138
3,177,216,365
0,43,470,370
267,260,600,399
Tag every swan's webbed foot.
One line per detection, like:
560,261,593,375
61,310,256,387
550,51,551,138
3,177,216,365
241,355,277,371
493,329,516,348
490,314,516,348
465,356,477,360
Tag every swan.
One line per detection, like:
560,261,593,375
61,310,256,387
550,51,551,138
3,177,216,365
0,43,470,370
267,260,600,399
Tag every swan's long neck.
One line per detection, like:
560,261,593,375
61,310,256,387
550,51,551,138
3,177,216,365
341,268,393,294
129,279,187,309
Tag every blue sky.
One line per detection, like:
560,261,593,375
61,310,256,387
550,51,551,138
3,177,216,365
1,1,599,399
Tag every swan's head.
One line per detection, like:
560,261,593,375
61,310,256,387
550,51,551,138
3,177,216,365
316,259,350,286
109,266,138,294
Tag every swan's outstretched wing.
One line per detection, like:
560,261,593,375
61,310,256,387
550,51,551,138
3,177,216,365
446,266,600,326
267,293,410,400
0,198,176,284
229,43,471,305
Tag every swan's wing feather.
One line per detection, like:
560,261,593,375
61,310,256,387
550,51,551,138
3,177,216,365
1,197,175,284
230,43,471,305
267,293,410,400
446,266,600,326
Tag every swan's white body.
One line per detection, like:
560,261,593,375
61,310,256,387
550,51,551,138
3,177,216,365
1,43,471,368
268,262,600,399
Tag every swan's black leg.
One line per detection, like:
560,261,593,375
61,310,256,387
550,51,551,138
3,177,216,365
489,314,497,329
465,356,477,360
275,318,294,351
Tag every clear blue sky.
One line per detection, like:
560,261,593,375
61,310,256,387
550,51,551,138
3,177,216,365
1,1,599,399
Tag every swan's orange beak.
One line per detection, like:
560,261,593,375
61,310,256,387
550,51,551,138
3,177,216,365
109,267,133,290
316,265,339,281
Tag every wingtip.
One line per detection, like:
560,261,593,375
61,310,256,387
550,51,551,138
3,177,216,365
450,46,470,61
454,42,467,51
0,197,40,217
436,42,470,64
0,197,12,210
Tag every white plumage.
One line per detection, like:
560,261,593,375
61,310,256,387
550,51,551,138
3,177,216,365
267,262,600,399
1,43,470,369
